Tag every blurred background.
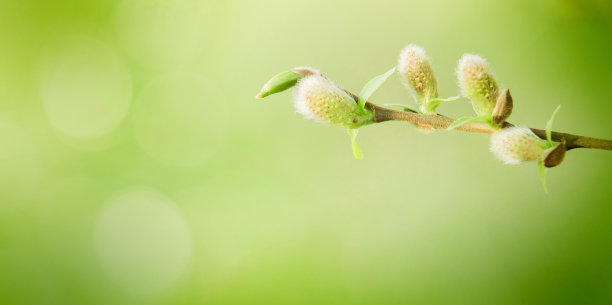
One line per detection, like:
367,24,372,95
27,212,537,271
0,0,611,304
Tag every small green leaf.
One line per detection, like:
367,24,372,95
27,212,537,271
384,104,422,114
348,128,363,160
546,105,561,145
358,67,396,110
446,115,490,131
256,71,302,99
423,96,460,114
538,161,548,193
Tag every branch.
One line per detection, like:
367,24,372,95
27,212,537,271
366,102,612,151
256,50,612,191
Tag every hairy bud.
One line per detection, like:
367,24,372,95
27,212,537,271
492,88,513,125
457,54,499,116
490,126,550,164
398,45,438,110
293,75,374,128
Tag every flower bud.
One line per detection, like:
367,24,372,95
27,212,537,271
398,45,438,109
490,126,550,164
293,75,374,128
457,54,499,116
492,88,513,125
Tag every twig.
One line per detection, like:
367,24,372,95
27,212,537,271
365,103,612,151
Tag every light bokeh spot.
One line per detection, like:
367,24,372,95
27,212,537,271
132,73,227,167
95,188,193,297
40,36,132,138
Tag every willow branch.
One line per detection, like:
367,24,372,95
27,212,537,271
365,102,612,151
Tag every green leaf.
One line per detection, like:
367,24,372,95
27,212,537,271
358,67,396,110
256,71,302,99
538,161,548,193
423,96,460,114
545,105,561,145
446,115,490,131
347,129,363,160
384,104,422,114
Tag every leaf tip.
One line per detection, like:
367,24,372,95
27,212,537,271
255,90,266,99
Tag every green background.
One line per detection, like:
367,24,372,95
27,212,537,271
1,0,611,304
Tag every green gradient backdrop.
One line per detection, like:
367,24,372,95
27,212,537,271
1,0,612,304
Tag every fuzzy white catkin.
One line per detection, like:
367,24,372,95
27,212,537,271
293,75,361,126
293,76,326,121
457,55,490,94
398,45,437,104
490,126,549,164
457,54,499,115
